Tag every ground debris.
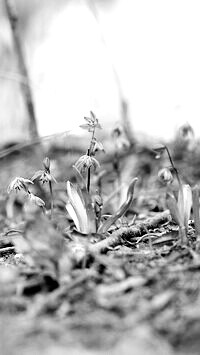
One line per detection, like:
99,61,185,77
1,142,200,355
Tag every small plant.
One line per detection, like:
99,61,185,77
65,114,138,234
156,145,192,244
166,185,192,245
7,176,45,211
76,111,103,192
111,123,130,205
31,157,57,218
7,115,138,262
66,173,137,235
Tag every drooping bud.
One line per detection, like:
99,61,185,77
7,177,33,193
28,192,45,207
158,168,173,185
178,123,194,143
153,145,166,159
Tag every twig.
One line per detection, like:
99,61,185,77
0,130,74,159
90,210,171,254
0,246,15,256
4,0,38,139
4,229,23,236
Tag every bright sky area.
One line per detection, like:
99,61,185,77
30,0,200,140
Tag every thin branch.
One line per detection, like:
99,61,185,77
0,246,15,256
0,130,74,159
90,210,171,254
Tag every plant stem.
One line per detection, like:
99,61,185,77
86,148,91,192
49,180,54,218
113,151,121,205
165,146,184,221
87,167,91,193
165,145,182,188
87,128,95,192
179,226,187,245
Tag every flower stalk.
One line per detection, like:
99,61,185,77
76,111,103,192
31,157,56,218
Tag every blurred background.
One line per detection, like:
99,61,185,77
1,0,200,147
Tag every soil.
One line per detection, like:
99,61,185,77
1,134,200,355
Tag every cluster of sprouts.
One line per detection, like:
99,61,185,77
7,112,138,236
7,116,200,249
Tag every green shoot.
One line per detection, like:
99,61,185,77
156,146,192,245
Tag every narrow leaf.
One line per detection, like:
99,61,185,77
98,178,138,233
178,184,192,231
166,192,183,227
72,166,96,233
66,202,81,232
66,181,88,234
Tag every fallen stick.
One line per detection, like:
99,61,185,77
0,246,15,256
89,210,171,254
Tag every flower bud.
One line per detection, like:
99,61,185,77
178,123,194,142
158,168,173,185
43,157,50,171
29,193,45,207
153,145,166,159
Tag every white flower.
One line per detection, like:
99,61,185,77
28,193,45,207
80,111,102,132
7,177,33,193
74,155,100,173
158,168,173,185
31,170,56,184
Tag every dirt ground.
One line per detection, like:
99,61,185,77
1,133,200,355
